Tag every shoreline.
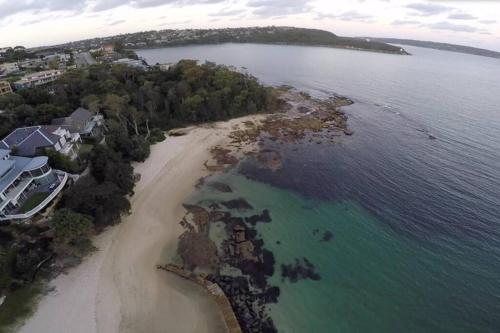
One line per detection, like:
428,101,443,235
135,41,408,56
19,115,264,333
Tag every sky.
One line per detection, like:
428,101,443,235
0,0,499,51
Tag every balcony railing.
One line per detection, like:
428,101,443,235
0,171,68,221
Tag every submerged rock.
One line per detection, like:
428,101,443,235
245,209,272,225
321,230,334,242
209,182,233,193
343,129,354,136
221,198,253,210
281,258,321,283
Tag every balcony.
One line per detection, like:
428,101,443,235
0,171,68,221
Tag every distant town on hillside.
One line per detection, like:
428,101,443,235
30,27,409,55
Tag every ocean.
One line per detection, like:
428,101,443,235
138,44,500,332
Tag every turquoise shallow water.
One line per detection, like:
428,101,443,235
146,44,500,332
192,170,499,333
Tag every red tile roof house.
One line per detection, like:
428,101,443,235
0,125,81,160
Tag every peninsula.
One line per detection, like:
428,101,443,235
371,37,500,59
55,27,408,55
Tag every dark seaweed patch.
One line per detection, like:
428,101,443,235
321,230,333,242
245,209,272,225
281,258,321,283
221,198,253,210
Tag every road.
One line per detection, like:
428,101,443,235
75,52,96,68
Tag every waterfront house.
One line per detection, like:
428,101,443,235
0,81,13,96
113,58,149,70
158,63,174,71
52,107,104,138
13,69,64,90
0,148,68,221
0,125,81,159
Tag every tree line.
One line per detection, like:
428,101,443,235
0,60,274,322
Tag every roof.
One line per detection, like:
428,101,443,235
0,160,14,178
0,149,9,160
1,126,40,148
15,70,64,84
0,155,35,192
24,156,48,171
71,107,92,124
0,125,70,157
51,117,72,126
52,108,92,133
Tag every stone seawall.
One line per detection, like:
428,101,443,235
157,264,243,333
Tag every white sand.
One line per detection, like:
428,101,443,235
19,116,260,333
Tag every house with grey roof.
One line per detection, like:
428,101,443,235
0,148,68,221
0,125,81,159
52,107,104,138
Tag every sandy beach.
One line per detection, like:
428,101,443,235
19,116,260,333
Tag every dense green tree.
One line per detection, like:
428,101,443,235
49,209,95,256
43,149,82,174
90,145,135,194
62,176,131,226
0,93,24,110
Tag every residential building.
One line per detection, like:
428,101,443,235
0,62,20,77
0,125,81,159
102,44,114,55
113,58,148,70
0,148,68,221
41,53,71,69
0,48,12,60
158,63,174,71
13,69,64,90
18,58,44,69
0,81,13,96
52,107,104,138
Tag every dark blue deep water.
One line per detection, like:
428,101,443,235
139,44,500,332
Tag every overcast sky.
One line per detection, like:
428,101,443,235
0,0,499,51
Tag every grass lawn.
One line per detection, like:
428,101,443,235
0,284,43,332
18,192,50,214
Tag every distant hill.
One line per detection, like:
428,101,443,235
56,27,408,55
371,38,500,59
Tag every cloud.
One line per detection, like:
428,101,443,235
427,21,478,33
209,7,246,17
247,0,313,18
448,13,476,20
91,0,225,12
92,0,128,12
0,0,87,20
392,19,420,26
109,19,126,26
479,19,496,25
318,10,374,22
406,3,453,16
